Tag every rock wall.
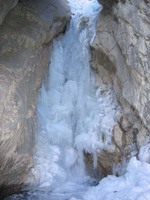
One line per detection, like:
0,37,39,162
90,0,150,176
0,0,18,25
0,0,70,193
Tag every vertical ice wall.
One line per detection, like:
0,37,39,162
32,0,118,191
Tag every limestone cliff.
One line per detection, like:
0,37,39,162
0,0,70,194
90,0,150,175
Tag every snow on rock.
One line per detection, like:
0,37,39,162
75,83,119,154
139,143,150,164
83,157,150,200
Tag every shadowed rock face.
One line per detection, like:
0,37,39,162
98,0,119,12
90,0,150,176
98,0,127,15
0,0,70,192
0,0,18,25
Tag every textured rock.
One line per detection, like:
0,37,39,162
93,0,150,129
90,0,150,176
98,0,119,13
0,0,70,192
0,0,18,25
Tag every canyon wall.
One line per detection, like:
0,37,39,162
90,0,150,176
0,0,70,194
1,0,150,194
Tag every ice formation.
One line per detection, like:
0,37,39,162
83,157,150,200
7,0,150,200
32,0,121,192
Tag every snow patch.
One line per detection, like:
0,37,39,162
84,157,150,200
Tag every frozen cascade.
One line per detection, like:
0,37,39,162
6,0,120,200
31,0,118,197
34,0,103,191
4,1,150,199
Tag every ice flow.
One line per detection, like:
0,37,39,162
33,0,117,194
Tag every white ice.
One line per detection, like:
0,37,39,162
33,0,104,193
84,156,150,200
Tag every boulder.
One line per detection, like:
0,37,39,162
0,0,70,193
89,0,150,177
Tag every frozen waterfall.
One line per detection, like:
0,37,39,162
6,0,150,199
6,0,119,199
34,0,102,191
31,0,118,198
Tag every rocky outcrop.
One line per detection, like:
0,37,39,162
90,0,150,176
97,0,119,13
0,0,18,25
0,0,70,194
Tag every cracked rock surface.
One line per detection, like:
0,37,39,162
0,0,70,191
90,0,150,176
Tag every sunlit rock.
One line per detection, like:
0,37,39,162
91,0,150,177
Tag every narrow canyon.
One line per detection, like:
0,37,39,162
0,0,150,199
